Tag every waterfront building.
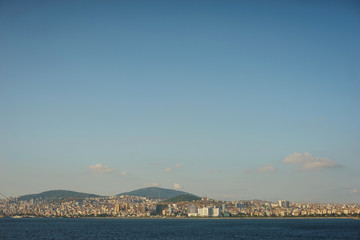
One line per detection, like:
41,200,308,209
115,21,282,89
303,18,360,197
212,207,220,217
198,207,210,217
198,207,220,217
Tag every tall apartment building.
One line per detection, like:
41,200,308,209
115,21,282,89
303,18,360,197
198,207,220,217
198,207,210,217
115,204,120,213
278,200,290,208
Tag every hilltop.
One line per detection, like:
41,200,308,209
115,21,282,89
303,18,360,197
117,187,198,199
163,194,201,203
19,190,101,201
16,187,200,202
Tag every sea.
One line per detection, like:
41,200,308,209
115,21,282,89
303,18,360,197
0,218,359,240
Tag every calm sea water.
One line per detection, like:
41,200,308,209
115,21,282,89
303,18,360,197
0,218,359,240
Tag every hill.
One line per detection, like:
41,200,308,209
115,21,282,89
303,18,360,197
163,194,201,203
19,190,101,201
118,187,198,199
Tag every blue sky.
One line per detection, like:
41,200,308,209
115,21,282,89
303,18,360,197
1,0,359,202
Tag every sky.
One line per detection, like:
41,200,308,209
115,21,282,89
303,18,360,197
0,0,359,203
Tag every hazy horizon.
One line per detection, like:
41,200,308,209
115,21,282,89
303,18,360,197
1,0,359,203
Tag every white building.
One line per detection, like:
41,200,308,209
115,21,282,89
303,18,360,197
278,200,290,208
212,207,220,217
198,207,220,217
198,207,210,217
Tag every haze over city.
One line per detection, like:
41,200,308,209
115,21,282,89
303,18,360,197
0,0,359,203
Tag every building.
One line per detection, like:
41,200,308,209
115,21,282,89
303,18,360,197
198,207,220,217
187,205,198,217
278,200,290,208
236,202,245,209
221,204,227,214
115,204,120,213
212,207,220,217
198,207,210,217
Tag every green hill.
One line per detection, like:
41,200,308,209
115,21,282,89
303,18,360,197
19,190,101,201
118,187,198,199
163,194,201,203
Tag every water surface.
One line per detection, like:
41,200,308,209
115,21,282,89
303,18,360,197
0,218,359,239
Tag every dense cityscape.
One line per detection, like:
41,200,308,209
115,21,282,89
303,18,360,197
1,195,359,219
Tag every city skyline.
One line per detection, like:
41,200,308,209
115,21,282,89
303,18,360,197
2,190,360,218
1,0,359,203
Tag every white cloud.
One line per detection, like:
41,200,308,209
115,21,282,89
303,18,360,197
164,164,183,173
283,152,338,170
173,183,183,190
175,164,182,169
256,164,276,173
88,163,116,173
145,183,160,187
350,189,359,194
120,171,127,176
